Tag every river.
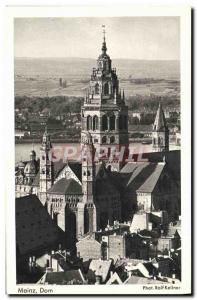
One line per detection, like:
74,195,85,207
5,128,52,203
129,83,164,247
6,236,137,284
15,143,180,164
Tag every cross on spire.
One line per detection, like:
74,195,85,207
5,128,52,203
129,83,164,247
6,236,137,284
102,24,106,41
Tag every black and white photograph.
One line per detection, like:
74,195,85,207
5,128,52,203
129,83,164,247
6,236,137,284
4,5,191,295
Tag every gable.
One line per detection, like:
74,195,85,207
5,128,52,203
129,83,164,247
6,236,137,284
55,163,81,185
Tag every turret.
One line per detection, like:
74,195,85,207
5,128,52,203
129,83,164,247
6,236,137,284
152,103,169,152
39,127,54,205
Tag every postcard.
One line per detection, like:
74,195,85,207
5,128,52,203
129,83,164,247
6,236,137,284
5,5,191,295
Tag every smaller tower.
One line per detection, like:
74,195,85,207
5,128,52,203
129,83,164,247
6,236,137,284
30,149,36,161
77,132,97,238
81,132,95,203
39,127,54,205
152,103,169,152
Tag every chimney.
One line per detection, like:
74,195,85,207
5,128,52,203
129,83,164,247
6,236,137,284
95,275,102,285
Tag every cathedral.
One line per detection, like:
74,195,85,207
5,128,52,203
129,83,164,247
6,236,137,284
15,30,180,252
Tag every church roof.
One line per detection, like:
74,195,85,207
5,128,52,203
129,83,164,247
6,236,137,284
53,159,66,178
120,162,165,193
47,178,82,195
53,160,82,182
153,103,168,131
136,163,165,193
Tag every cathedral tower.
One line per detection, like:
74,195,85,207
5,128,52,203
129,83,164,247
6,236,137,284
152,103,169,152
81,27,129,171
39,128,54,205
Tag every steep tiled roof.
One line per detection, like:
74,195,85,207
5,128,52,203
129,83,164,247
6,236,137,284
121,162,160,193
136,163,165,193
43,269,85,285
47,178,82,195
16,195,63,256
68,162,82,182
120,161,166,194
124,275,165,284
53,159,66,178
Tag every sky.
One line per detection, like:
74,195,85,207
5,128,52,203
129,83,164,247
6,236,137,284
14,17,180,60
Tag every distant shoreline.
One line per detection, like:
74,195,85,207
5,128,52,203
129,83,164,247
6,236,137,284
14,56,180,62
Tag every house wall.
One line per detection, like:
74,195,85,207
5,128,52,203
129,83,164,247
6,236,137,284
76,239,101,261
137,193,152,212
108,235,126,260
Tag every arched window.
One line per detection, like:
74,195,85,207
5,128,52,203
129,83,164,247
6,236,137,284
93,115,99,131
153,138,156,145
87,115,92,130
119,115,123,130
104,82,109,95
102,136,107,144
109,114,115,130
95,83,99,94
110,136,115,144
160,137,163,145
102,115,108,131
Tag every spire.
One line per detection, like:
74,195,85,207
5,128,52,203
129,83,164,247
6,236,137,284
101,25,107,54
41,125,52,150
153,103,168,131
